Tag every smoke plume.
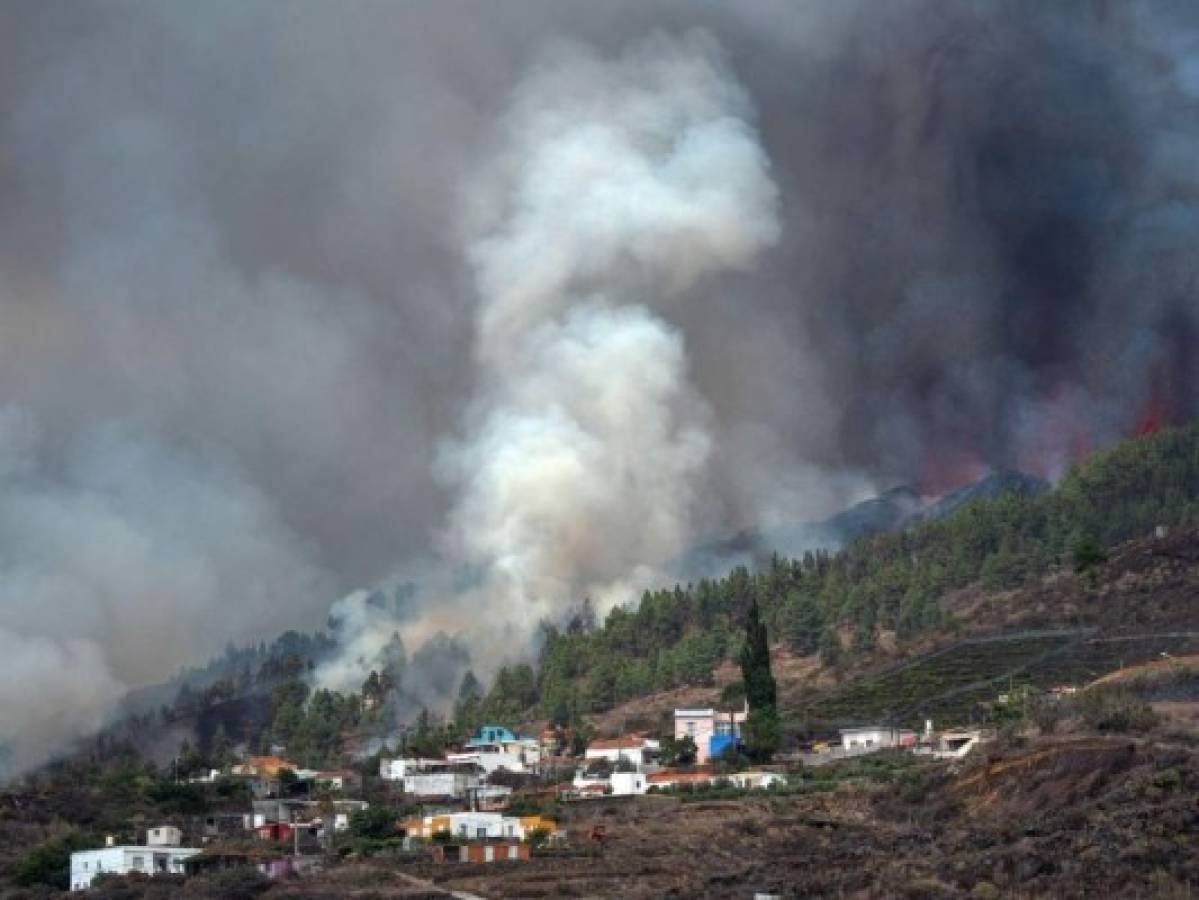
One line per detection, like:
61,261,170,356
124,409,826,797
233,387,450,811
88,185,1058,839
439,31,779,622
5,1,1199,771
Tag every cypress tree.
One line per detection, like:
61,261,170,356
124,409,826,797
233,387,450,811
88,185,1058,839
739,597,776,711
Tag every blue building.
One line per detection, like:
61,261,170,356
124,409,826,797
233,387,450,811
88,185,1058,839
466,725,520,748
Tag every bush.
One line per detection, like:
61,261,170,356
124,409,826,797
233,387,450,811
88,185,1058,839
183,866,271,899
349,805,401,839
1032,699,1063,735
1075,687,1159,733
12,832,93,889
1071,532,1108,572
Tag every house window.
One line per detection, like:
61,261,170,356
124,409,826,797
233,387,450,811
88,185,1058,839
686,722,696,736
131,856,144,871
477,827,487,840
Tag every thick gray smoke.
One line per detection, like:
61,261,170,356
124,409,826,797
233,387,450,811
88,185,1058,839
0,410,331,774
4,0,1199,772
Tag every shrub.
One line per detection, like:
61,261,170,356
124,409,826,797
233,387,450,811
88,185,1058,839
349,805,401,839
12,832,93,889
1032,699,1063,735
1075,687,1159,733
1071,532,1108,572
183,866,271,899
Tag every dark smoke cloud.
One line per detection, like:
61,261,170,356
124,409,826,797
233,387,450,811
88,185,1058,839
2,0,1198,769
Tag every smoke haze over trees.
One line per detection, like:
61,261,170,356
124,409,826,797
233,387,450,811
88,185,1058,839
4,0,1199,772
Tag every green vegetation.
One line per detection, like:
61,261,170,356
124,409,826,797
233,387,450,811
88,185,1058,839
11,832,93,889
740,596,781,760
1073,686,1160,733
472,423,1199,730
125,424,1199,764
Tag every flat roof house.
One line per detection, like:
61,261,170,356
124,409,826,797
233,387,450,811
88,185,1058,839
838,726,916,752
70,829,200,892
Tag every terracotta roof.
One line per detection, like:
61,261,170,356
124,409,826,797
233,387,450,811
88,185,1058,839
247,756,298,772
587,736,650,751
647,770,716,784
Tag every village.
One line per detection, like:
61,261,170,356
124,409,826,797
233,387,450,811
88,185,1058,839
65,706,994,893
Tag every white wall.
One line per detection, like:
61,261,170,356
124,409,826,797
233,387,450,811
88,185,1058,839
70,847,199,892
609,772,648,795
146,826,182,847
380,757,442,780
839,728,898,751
445,812,525,840
402,771,478,798
584,747,649,767
446,748,527,774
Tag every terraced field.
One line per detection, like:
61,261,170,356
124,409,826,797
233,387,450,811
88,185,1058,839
1028,633,1199,687
796,630,1199,728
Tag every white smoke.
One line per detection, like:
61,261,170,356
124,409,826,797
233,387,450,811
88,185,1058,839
441,31,779,629
315,31,780,689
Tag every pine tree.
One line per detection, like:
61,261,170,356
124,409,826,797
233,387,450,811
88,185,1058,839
211,724,232,771
819,626,842,667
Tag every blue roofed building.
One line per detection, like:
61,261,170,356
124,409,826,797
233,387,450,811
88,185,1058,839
466,725,520,748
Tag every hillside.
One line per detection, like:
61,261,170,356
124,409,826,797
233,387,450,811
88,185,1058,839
4,499,1199,896
49,423,1199,767
549,523,1199,741
479,424,1199,739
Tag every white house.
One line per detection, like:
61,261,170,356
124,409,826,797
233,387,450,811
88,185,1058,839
838,726,916,752
71,844,200,891
145,825,183,847
445,743,538,775
727,771,786,790
609,771,649,795
569,770,649,797
378,757,445,780
583,736,660,769
403,770,480,799
401,811,552,842
915,728,988,759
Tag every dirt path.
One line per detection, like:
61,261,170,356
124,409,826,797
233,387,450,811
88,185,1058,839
394,870,488,900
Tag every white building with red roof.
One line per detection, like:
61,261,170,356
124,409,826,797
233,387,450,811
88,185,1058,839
583,735,660,769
